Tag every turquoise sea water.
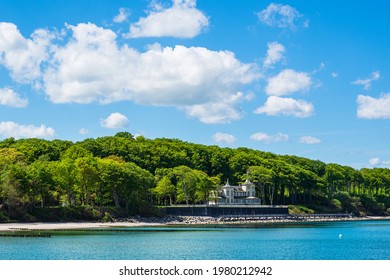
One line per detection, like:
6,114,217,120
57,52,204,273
1,220,390,260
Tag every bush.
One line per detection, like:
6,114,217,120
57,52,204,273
138,202,165,217
334,192,362,216
288,205,315,215
310,189,329,205
360,195,386,215
0,210,9,222
378,203,385,212
90,208,102,220
101,212,113,222
376,196,390,209
330,199,342,210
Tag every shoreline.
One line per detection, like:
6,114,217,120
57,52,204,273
1,215,390,232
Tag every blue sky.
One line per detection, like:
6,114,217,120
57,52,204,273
1,0,390,169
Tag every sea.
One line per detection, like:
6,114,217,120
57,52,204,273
1,220,390,260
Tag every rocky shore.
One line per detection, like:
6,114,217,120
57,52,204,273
114,214,390,226
1,215,389,232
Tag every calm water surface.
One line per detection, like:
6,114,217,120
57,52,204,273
1,220,390,260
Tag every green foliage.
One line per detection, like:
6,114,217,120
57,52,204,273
330,199,343,211
1,133,390,220
333,192,363,215
62,145,93,161
360,195,386,215
0,209,9,222
114,131,134,139
153,176,175,205
16,206,103,222
288,205,315,215
101,211,113,222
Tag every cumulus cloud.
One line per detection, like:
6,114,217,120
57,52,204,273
183,92,247,124
43,23,123,104
263,41,285,68
299,136,321,144
125,0,209,38
259,45,314,120
357,93,390,119
113,7,131,23
100,112,129,129
250,132,289,143
255,96,314,118
257,3,306,30
266,69,312,96
352,71,380,90
0,22,54,84
0,87,28,107
213,132,236,144
0,121,55,139
41,23,258,123
1,22,259,124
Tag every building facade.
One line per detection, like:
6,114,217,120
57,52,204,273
209,178,261,205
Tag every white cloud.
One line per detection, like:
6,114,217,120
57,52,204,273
43,23,122,104
1,22,259,124
0,87,28,107
0,121,55,139
257,3,306,30
250,132,289,143
369,157,390,167
312,62,325,74
125,0,209,38
369,157,381,166
331,72,338,78
113,7,131,23
79,128,89,135
299,136,321,144
0,22,54,84
100,112,129,129
263,41,285,68
352,71,380,90
266,69,311,96
254,96,314,118
183,92,247,124
213,132,236,144
42,23,259,123
357,93,390,119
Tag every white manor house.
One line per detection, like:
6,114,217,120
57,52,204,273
209,178,261,205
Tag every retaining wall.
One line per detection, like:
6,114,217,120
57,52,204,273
164,206,289,216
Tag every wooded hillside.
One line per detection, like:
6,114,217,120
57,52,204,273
1,132,389,221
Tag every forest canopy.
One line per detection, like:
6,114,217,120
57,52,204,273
1,132,389,221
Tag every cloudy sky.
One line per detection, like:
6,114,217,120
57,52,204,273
1,0,390,169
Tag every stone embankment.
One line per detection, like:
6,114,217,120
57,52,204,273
114,213,366,225
1,215,389,232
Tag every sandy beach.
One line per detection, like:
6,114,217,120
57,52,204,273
1,215,389,232
0,221,163,232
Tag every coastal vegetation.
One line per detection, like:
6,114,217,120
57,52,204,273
1,132,390,221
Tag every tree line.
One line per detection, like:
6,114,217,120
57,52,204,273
0,132,389,220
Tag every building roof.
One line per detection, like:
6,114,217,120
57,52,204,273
222,178,254,190
222,179,235,188
243,178,252,185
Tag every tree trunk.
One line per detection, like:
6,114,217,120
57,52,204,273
112,190,120,207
